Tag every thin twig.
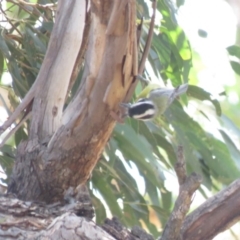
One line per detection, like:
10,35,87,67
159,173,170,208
6,0,55,22
0,111,31,148
138,0,156,75
6,0,57,10
123,0,156,103
0,4,23,37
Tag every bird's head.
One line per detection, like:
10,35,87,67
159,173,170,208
120,98,156,121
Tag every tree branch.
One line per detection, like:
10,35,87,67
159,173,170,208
160,146,240,240
0,195,114,240
124,0,156,102
160,146,202,240
67,2,91,96
29,0,86,140
182,179,240,240
138,0,156,75
0,86,35,137
0,195,154,240
0,111,31,148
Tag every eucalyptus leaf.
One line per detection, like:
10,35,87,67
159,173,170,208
229,60,240,76
187,85,222,116
227,45,240,59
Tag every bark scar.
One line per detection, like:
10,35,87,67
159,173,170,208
52,106,58,117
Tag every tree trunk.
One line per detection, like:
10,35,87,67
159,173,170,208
3,1,240,240
7,0,137,203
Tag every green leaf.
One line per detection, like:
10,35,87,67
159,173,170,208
184,131,212,188
114,124,165,188
198,29,208,38
92,172,123,219
229,61,240,76
0,144,16,158
127,201,148,214
99,158,138,193
220,130,240,170
227,45,240,59
137,121,173,168
210,137,240,183
0,92,12,116
164,102,222,187
152,132,177,167
187,85,222,116
0,32,11,59
15,127,28,146
91,193,106,225
176,0,185,8
41,22,54,33
0,51,4,79
0,155,14,181
160,187,172,211
152,33,171,70
220,114,240,139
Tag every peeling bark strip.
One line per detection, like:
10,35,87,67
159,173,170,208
3,181,240,239
0,195,155,240
8,0,137,203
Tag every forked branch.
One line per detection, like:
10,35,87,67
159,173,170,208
160,146,202,240
182,179,240,240
160,146,240,240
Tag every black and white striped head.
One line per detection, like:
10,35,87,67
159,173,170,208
127,98,156,121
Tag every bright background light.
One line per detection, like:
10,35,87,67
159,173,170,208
178,0,237,99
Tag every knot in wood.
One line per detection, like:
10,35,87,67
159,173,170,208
52,106,58,117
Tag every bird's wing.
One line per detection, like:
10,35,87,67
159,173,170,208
168,83,188,105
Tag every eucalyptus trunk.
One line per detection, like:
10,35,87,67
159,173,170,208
7,0,137,203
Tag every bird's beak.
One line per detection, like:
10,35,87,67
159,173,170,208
119,103,131,109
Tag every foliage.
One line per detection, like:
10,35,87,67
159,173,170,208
0,0,240,238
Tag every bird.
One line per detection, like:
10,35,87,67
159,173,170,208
120,83,188,121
